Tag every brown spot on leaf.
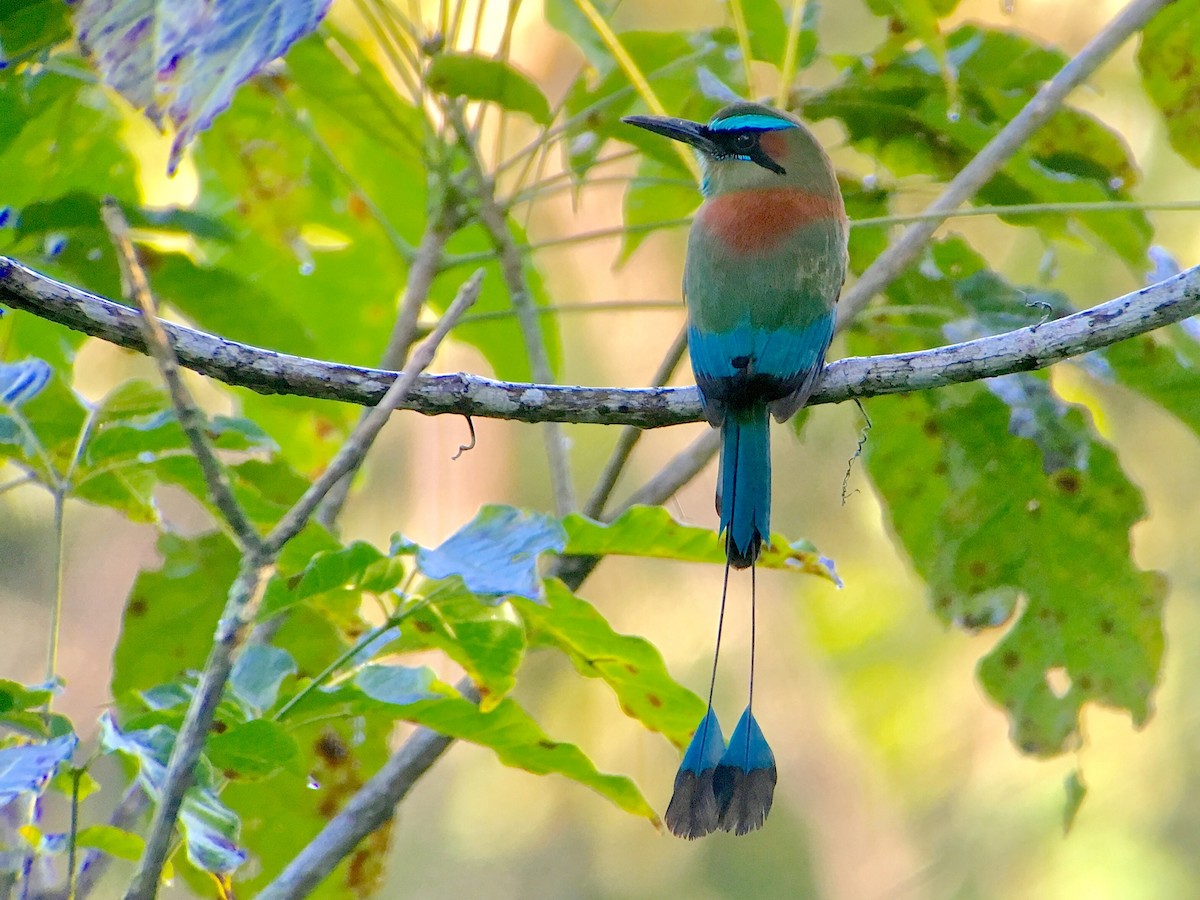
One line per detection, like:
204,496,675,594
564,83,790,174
922,418,940,437
128,597,148,617
1002,649,1020,670
646,693,662,708
967,560,988,579
1053,471,1081,494
538,739,558,750
625,663,639,675
211,721,228,734
315,731,350,765
1099,617,1115,635
413,620,434,633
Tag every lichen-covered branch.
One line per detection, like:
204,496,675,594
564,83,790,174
3,256,1197,429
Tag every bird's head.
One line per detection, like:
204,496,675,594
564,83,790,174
622,102,836,198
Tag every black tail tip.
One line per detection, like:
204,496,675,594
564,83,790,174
724,530,762,569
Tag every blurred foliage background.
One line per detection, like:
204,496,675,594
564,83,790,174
3,0,1200,896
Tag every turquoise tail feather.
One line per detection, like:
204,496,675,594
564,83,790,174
719,406,771,568
714,706,777,835
665,708,726,839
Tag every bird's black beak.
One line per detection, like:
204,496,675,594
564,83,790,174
621,115,719,156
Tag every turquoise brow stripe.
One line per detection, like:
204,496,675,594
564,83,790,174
708,114,798,132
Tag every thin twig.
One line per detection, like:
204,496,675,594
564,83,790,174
582,324,688,518
123,271,485,899
833,0,1175,325
317,206,454,530
124,558,270,900
446,106,577,515
99,199,263,553
266,269,486,554
3,255,1198,427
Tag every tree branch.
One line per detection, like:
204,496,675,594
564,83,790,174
3,256,1198,428
99,200,265,554
833,0,1175,323
122,272,486,900
447,105,577,515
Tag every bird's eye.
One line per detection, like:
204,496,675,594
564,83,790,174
734,133,755,151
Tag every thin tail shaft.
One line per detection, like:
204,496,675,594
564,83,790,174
719,406,771,568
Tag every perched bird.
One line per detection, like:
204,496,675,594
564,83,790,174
623,103,847,838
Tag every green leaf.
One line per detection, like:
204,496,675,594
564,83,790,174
803,25,1151,269
111,532,241,698
619,156,696,261
543,0,619,72
563,505,841,582
740,0,787,64
516,581,704,747
207,719,302,780
417,505,567,602
426,52,551,124
75,0,332,173
0,0,72,65
266,541,399,616
862,384,1165,755
75,824,146,862
1106,327,1200,439
0,368,87,482
222,716,393,896
392,589,526,711
411,694,657,822
1138,0,1200,169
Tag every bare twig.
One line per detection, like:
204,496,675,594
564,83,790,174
3,255,1198,427
265,269,486,554
99,199,263,553
582,324,689,518
317,206,454,531
122,271,485,899
833,0,1175,324
446,106,576,515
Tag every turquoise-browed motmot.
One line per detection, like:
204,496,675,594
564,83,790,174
623,102,847,838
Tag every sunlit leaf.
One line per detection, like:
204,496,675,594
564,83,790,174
563,505,840,581
417,505,567,602
516,580,704,747
76,0,333,173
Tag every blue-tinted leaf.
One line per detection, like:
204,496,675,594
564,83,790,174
0,735,77,803
229,646,297,715
76,0,333,173
353,664,438,707
99,712,246,874
417,505,567,602
0,358,50,406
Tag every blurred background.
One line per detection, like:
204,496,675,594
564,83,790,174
4,0,1200,896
